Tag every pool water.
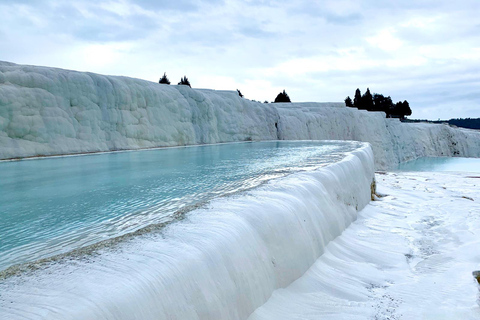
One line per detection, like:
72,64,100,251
0,140,362,271
396,157,480,173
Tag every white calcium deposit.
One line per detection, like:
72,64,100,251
248,171,480,320
1,61,479,169
1,61,479,320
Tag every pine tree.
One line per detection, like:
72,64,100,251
349,88,412,117
361,88,374,111
274,90,291,103
353,88,362,109
178,76,191,87
159,72,170,84
344,96,354,108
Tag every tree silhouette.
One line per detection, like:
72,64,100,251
178,76,191,87
401,100,412,117
372,93,394,114
346,88,412,118
393,100,412,118
361,88,374,110
237,89,243,98
372,93,383,112
274,90,291,103
345,96,354,108
353,88,362,109
159,72,170,84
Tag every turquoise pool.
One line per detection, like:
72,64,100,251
396,157,480,173
0,140,362,271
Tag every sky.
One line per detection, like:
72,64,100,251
0,0,479,120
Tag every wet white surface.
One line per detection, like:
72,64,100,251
0,145,375,320
249,171,480,319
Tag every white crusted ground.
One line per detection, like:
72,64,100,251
248,171,480,319
1,61,480,169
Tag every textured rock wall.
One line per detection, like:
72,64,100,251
1,61,479,169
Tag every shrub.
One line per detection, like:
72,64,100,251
178,76,191,87
159,72,170,84
345,96,354,108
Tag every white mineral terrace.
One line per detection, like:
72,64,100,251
1,143,375,320
1,61,479,319
1,61,480,169
249,171,480,320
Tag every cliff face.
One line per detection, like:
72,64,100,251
1,61,479,169
0,61,278,159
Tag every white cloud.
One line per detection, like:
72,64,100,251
459,48,480,61
366,29,403,52
0,0,479,120
79,43,132,68
400,16,441,29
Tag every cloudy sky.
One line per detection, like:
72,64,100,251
1,0,479,120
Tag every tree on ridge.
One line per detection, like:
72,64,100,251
159,72,170,84
361,88,374,110
178,76,191,87
345,96,354,108
274,90,291,103
346,87,412,119
353,88,362,109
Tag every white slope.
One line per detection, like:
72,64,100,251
0,61,278,159
277,105,480,170
0,144,375,320
248,171,480,320
1,61,480,169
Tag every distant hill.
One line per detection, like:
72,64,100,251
402,118,480,130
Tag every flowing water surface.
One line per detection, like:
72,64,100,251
0,140,361,271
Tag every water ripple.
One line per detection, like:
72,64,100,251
0,141,362,271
